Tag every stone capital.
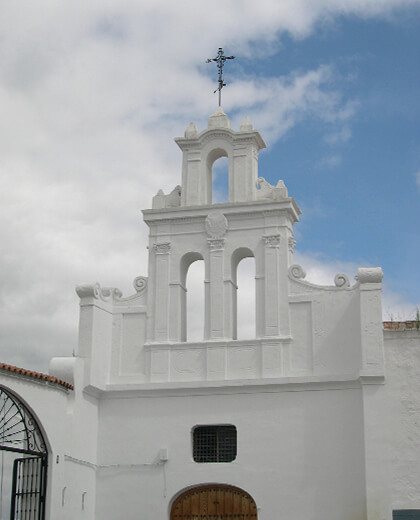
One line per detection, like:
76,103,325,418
153,242,171,254
263,234,281,248
207,238,225,251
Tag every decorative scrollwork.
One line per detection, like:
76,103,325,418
334,274,350,288
288,236,296,252
76,283,101,299
0,387,46,455
152,185,181,209
257,177,288,200
355,267,384,284
133,276,148,294
75,283,122,301
289,264,306,279
99,287,123,301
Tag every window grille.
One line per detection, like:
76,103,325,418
393,512,420,520
193,425,237,463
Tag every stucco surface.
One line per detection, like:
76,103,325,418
384,330,420,510
95,386,366,520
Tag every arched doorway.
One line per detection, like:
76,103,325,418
0,387,47,520
170,484,258,520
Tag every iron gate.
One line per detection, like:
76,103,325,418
0,387,48,520
10,456,47,520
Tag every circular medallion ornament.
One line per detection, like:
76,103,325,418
205,213,228,238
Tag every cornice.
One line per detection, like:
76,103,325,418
143,198,301,224
175,127,266,151
86,374,368,399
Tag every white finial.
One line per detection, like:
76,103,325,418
240,116,253,131
184,122,199,138
208,107,231,129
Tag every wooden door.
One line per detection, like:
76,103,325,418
170,484,258,520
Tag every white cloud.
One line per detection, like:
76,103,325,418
294,251,419,321
324,126,352,144
293,251,360,286
319,153,343,168
382,289,419,322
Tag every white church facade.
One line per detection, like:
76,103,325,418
0,109,419,520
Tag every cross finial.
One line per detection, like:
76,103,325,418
206,47,235,107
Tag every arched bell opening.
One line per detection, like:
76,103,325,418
170,483,258,520
0,386,48,520
180,252,205,342
211,157,229,203
231,247,255,340
206,147,231,204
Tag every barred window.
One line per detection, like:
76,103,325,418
193,425,237,463
393,512,420,520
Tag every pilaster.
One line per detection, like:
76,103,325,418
261,231,291,338
151,241,172,342
357,267,385,376
206,238,226,340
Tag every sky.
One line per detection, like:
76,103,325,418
0,0,419,373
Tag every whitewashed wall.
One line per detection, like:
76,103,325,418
384,329,420,511
0,358,98,520
95,384,367,520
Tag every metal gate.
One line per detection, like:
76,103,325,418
0,387,48,520
10,456,47,520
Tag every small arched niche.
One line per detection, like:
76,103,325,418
206,147,229,204
231,247,255,340
180,252,205,342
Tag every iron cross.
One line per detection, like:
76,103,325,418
206,47,235,107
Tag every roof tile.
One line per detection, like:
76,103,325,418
0,363,73,390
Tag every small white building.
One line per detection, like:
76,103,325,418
0,109,419,520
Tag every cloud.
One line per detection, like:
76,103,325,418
293,251,360,286
294,251,419,321
319,153,343,169
382,289,419,322
222,66,357,145
324,126,352,144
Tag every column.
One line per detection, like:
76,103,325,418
207,238,226,340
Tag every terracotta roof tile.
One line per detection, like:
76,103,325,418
0,363,73,390
383,320,419,331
